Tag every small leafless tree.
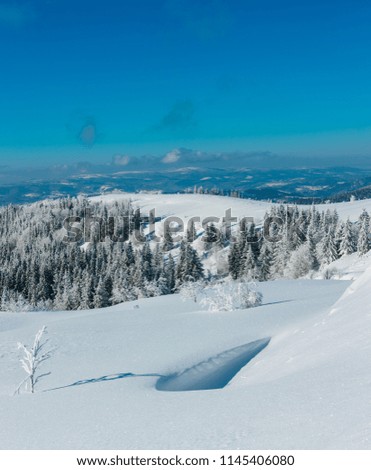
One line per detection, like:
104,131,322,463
15,326,52,394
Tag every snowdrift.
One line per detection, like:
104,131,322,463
3,278,369,449
156,338,270,392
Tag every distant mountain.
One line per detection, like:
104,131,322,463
2,149,371,205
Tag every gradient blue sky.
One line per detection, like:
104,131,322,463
1,0,371,167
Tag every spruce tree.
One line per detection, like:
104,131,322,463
258,241,273,281
228,242,241,280
319,227,338,265
165,254,176,293
162,223,174,251
186,220,197,242
203,223,219,251
176,241,204,286
357,217,370,256
339,219,356,256
271,226,290,278
240,244,256,280
93,277,110,309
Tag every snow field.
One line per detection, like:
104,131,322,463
0,279,358,449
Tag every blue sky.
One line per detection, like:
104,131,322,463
1,0,371,167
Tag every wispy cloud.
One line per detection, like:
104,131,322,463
162,149,181,164
77,117,98,148
66,112,101,148
0,3,36,27
152,100,198,136
112,154,130,166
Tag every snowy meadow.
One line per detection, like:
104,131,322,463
0,193,371,449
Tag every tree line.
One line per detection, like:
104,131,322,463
0,196,369,311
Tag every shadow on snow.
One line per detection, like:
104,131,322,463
45,372,163,392
156,337,271,392
46,338,270,393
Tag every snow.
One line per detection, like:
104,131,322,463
156,338,271,392
90,192,371,278
2,276,371,449
90,192,371,223
321,251,371,280
1,192,371,449
91,193,271,226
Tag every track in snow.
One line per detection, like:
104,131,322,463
156,338,270,392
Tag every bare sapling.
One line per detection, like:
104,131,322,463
15,326,52,394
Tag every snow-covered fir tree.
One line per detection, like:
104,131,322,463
357,211,370,256
318,227,339,266
176,241,204,285
0,196,369,311
339,218,357,256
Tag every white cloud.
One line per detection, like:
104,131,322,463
162,149,181,164
112,154,130,166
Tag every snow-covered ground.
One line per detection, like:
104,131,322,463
1,192,371,449
322,251,371,280
91,192,371,223
1,271,370,449
90,192,371,279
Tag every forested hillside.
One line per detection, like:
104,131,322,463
0,196,369,311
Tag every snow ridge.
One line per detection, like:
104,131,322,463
156,338,271,392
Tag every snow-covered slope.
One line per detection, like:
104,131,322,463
1,274,370,450
91,192,271,224
1,192,371,449
91,192,371,223
90,192,371,280
320,251,371,280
